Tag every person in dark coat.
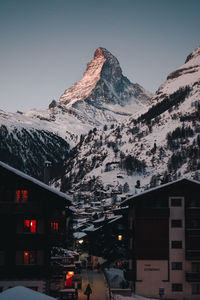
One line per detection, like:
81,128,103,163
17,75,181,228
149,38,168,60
84,283,92,300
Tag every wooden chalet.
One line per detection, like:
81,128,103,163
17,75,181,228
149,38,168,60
0,161,72,294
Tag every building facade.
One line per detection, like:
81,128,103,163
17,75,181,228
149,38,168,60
124,178,200,300
0,161,72,293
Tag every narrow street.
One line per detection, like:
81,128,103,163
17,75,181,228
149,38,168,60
78,269,109,300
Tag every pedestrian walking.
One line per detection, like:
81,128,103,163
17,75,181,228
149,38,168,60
84,283,92,300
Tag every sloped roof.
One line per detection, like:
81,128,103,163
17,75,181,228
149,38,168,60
0,286,57,300
122,177,200,205
0,161,72,204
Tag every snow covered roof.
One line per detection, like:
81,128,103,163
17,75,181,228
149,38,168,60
122,177,200,205
73,232,87,239
93,215,117,223
0,161,72,204
0,286,57,300
108,215,122,224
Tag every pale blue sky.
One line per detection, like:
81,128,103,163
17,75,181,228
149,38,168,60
0,0,200,112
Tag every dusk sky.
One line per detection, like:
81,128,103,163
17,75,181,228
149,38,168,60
0,0,200,112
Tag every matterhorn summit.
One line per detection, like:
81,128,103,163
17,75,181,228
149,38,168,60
24,47,152,146
59,47,152,113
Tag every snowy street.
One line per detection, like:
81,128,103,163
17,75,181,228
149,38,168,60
78,269,109,300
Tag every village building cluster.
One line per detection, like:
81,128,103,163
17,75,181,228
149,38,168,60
0,161,200,300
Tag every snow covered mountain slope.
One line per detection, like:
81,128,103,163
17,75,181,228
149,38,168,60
25,47,152,146
0,47,151,178
52,46,200,201
0,109,69,180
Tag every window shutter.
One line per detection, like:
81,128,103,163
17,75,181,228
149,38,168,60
37,219,45,233
37,250,44,265
16,251,23,265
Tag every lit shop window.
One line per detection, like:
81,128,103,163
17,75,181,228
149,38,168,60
24,251,36,265
24,220,36,233
51,222,59,232
66,271,74,288
16,190,28,202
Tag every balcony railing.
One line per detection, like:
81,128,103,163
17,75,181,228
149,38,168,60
186,272,200,282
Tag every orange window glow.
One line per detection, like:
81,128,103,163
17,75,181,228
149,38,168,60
16,190,28,202
66,271,74,287
51,222,59,231
24,251,36,264
24,220,36,233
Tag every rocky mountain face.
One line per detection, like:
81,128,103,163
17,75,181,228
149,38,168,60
0,110,69,180
52,46,200,202
25,47,152,146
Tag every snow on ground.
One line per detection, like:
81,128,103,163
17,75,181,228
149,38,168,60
112,294,157,300
0,286,57,300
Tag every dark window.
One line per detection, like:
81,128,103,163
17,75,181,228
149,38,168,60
171,198,182,207
172,284,183,292
16,190,28,202
24,220,37,233
24,251,36,265
171,220,182,228
172,262,182,270
171,241,182,248
192,263,200,272
192,284,200,295
51,222,59,232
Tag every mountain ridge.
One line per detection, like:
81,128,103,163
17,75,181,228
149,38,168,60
52,46,200,202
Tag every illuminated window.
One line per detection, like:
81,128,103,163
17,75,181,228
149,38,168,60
118,235,123,241
24,251,36,265
16,190,28,202
66,271,74,288
24,220,36,233
51,222,59,232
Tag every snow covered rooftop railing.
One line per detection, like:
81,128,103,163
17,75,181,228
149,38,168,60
0,161,72,204
121,177,200,205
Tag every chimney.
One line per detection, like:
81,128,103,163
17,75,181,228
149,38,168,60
44,161,52,185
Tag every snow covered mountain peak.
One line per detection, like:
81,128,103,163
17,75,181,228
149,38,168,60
154,46,200,100
59,47,106,106
58,47,152,110
185,46,200,64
